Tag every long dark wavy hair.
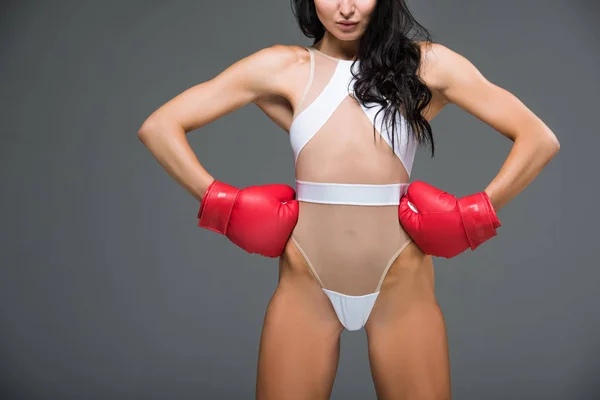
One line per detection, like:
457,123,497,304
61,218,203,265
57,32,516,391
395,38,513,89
291,0,436,156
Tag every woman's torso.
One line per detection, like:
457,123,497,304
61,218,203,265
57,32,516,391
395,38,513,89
256,44,440,307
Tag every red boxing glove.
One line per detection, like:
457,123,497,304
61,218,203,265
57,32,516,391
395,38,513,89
197,180,299,258
399,181,501,258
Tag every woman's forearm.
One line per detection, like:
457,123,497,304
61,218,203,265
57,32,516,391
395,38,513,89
137,118,215,202
484,127,560,211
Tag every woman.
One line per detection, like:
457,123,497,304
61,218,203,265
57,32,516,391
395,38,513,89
138,0,559,398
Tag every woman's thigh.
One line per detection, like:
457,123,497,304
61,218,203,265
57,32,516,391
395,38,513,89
256,240,344,400
365,243,451,400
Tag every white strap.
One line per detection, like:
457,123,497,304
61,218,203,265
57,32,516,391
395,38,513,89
290,63,354,163
296,180,408,206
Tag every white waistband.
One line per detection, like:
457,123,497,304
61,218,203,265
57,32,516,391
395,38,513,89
296,180,408,206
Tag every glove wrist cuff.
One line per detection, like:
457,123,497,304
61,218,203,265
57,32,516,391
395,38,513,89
197,180,240,234
458,192,501,250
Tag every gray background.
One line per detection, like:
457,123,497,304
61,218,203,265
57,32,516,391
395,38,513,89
1,0,598,399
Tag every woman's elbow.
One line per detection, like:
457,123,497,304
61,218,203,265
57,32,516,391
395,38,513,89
137,118,156,141
538,129,560,162
137,115,168,144
545,131,560,157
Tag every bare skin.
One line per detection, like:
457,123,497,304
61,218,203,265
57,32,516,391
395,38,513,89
255,239,344,400
364,244,449,400
138,14,558,400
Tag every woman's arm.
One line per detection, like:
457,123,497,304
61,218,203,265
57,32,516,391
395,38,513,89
422,43,560,211
137,45,296,201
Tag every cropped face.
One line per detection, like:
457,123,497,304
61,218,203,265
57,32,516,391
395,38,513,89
313,0,377,40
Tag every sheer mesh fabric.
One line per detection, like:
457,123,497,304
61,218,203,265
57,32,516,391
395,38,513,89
292,204,410,296
289,47,413,297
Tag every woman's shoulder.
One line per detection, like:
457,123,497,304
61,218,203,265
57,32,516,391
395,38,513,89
226,44,310,100
248,44,313,98
251,44,311,71
416,41,475,93
416,41,446,87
